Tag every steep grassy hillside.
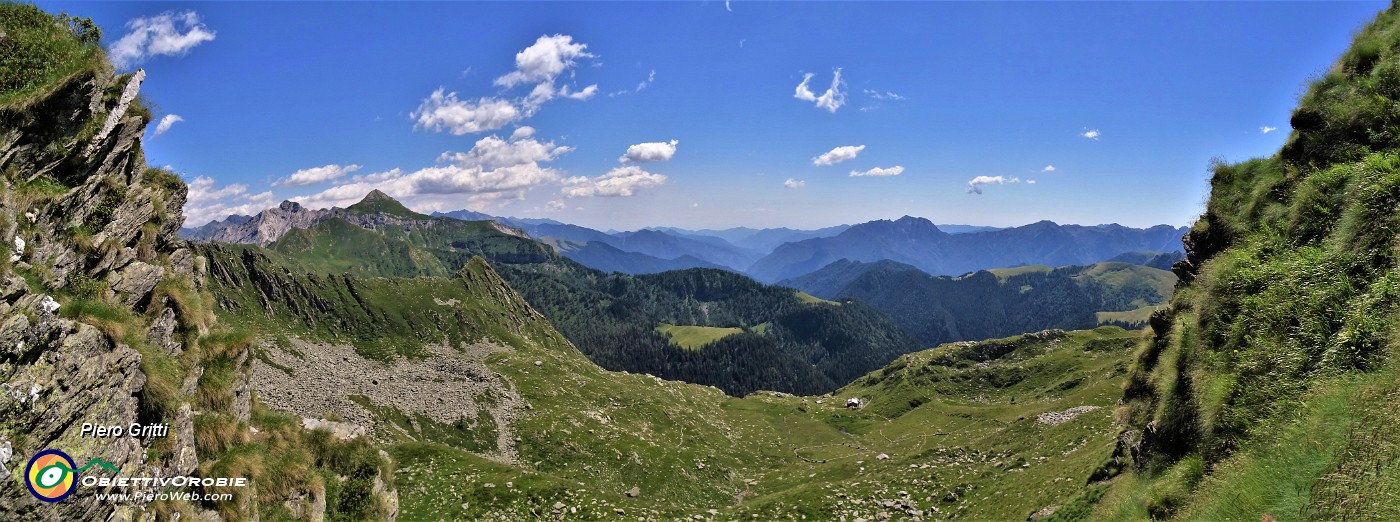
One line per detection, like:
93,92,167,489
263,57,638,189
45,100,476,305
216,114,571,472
203,244,1144,520
1095,6,1400,519
231,206,923,397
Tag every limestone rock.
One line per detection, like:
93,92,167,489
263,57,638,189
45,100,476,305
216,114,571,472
146,306,181,355
109,261,163,307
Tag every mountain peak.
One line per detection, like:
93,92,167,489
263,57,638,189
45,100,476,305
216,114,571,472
346,190,424,218
360,189,395,204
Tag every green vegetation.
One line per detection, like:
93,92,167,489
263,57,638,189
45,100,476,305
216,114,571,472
215,257,1143,520
345,189,430,218
0,4,103,107
655,323,744,350
1100,6,1400,519
794,289,837,304
235,206,922,396
787,259,1176,346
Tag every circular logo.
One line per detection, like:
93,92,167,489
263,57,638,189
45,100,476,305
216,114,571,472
25,449,77,503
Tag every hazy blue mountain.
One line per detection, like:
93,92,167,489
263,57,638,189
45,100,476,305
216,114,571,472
748,216,1188,282
540,238,726,274
936,224,1006,234
607,229,758,270
1107,250,1185,271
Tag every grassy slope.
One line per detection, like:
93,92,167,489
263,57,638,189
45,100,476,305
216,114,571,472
207,238,1145,519
1095,5,1400,520
0,4,102,107
656,323,744,350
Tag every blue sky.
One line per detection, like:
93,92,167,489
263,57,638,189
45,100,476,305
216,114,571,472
39,1,1390,230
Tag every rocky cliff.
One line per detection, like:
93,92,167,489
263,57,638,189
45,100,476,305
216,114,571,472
0,7,396,520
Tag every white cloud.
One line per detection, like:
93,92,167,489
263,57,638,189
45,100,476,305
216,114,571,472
109,11,216,68
726,0,733,11
794,69,847,113
511,126,536,141
813,145,865,166
352,168,403,184
863,89,905,101
183,176,276,226
1042,165,1056,172
1260,126,1278,134
637,69,656,92
849,166,904,177
412,88,521,135
153,114,183,136
293,134,573,210
560,84,598,101
544,199,567,211
619,140,679,163
438,134,574,170
495,34,595,88
1081,129,1100,140
273,164,362,187
414,35,597,134
966,175,1020,194
494,34,598,113
783,178,806,189
1027,179,1038,184
562,166,667,197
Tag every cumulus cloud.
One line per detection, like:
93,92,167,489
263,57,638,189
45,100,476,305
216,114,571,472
783,178,806,189
849,166,904,177
510,126,536,141
109,11,216,69
1260,126,1278,134
438,133,574,170
495,34,598,113
273,164,362,187
965,175,1020,194
562,166,667,197
496,34,594,88
619,140,679,163
1027,179,1038,184
1042,165,1056,172
544,199,567,211
293,134,573,210
813,145,865,166
414,35,597,134
560,84,598,101
183,176,276,226
1081,129,1100,140
412,89,521,135
153,114,183,136
794,69,847,113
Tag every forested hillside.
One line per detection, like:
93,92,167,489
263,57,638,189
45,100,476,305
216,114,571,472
217,197,922,396
784,259,1175,346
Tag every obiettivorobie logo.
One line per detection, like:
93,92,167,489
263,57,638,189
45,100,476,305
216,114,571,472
21,448,249,504
24,449,116,503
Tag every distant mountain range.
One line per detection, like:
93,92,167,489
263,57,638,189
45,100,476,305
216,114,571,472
781,258,1177,346
747,216,1189,282
183,203,1187,282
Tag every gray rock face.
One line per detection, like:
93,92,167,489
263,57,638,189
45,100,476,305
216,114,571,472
0,312,149,520
146,305,181,355
183,201,330,245
0,59,226,519
109,260,163,307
